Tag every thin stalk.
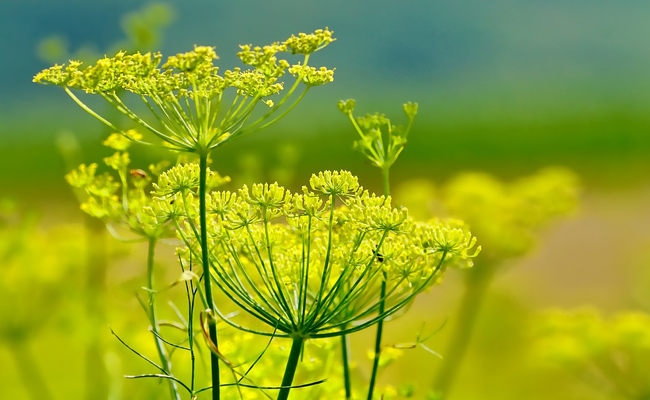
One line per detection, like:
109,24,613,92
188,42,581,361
200,152,221,400
304,195,336,324
277,337,304,400
366,165,391,400
314,251,448,339
186,283,197,394
341,329,352,399
103,92,193,150
432,263,494,398
367,277,387,400
263,215,298,328
147,238,181,400
250,87,310,133
347,113,382,163
381,167,390,200
242,57,307,132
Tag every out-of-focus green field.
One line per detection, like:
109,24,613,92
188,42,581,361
2,1,650,399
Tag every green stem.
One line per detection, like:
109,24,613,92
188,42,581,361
367,278,387,400
341,330,352,399
381,166,390,199
277,337,304,400
366,165,391,400
63,87,119,131
186,280,197,395
200,152,221,400
147,238,181,400
432,264,494,399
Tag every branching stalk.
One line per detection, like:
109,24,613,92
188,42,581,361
200,152,221,400
277,337,304,400
341,329,352,399
366,165,391,400
146,238,181,400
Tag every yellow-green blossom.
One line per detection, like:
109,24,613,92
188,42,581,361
338,100,418,170
35,29,336,153
172,170,478,339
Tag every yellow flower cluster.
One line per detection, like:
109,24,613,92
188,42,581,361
152,163,230,198
66,139,229,240
170,170,478,339
289,64,335,87
284,28,335,55
338,100,418,171
34,29,336,153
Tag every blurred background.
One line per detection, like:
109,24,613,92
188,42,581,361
2,0,650,399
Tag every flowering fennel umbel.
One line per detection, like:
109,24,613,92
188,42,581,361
37,28,336,400
338,98,423,399
156,169,479,398
34,29,335,153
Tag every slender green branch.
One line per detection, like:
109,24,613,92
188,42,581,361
366,277,386,400
125,374,192,394
63,87,119,131
140,93,177,133
277,337,304,400
341,330,353,399
243,225,295,323
300,216,312,324
213,306,291,337
304,194,336,324
105,93,194,150
199,152,221,400
241,56,307,131
263,215,298,328
146,238,182,400
347,113,382,163
381,167,390,199
367,165,391,400
218,236,285,318
179,251,198,394
313,251,448,338
314,232,389,330
249,86,310,134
